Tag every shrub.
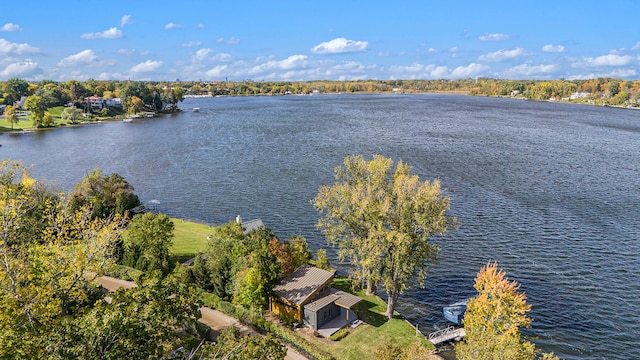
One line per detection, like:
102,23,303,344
328,327,349,341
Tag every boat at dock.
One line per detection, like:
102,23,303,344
122,118,133,123
443,300,468,324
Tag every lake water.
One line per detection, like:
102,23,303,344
1,94,638,359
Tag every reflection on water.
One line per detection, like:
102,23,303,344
1,94,638,359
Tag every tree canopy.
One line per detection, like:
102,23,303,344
0,160,206,359
70,168,142,219
455,262,559,360
313,154,456,319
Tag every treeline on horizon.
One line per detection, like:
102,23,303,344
2,77,640,109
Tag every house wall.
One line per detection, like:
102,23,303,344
270,298,300,323
304,302,340,330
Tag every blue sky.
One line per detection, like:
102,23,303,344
1,0,639,82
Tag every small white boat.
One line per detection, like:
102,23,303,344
192,107,200,112
443,300,468,324
122,118,133,123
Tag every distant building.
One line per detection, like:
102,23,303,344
570,92,590,100
84,96,123,110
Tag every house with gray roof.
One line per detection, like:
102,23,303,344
270,264,362,335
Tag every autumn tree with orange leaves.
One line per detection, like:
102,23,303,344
455,262,559,360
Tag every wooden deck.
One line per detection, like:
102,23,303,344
428,326,466,346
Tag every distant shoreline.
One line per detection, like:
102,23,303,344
2,93,636,134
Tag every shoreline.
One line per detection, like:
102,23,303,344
2,93,636,134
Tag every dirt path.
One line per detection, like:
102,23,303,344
95,276,307,360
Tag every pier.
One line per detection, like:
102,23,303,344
428,326,466,346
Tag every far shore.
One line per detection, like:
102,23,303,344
2,93,636,134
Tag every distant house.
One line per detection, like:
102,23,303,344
270,264,362,335
235,215,264,234
104,98,123,107
86,95,104,110
84,96,123,110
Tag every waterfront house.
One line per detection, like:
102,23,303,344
270,264,362,335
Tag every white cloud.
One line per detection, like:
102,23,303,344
479,33,511,41
58,49,98,67
191,48,232,63
567,68,637,80
164,22,183,30
217,37,240,45
1,23,23,32
197,24,205,29
249,55,309,75
632,42,640,51
502,64,559,78
387,62,489,80
0,38,40,55
478,47,528,62
311,37,368,54
117,48,135,56
117,48,150,56
81,27,123,39
129,60,163,73
573,54,634,67
0,60,41,78
57,49,114,68
205,65,228,77
450,63,490,78
120,15,133,27
182,41,201,47
542,44,566,53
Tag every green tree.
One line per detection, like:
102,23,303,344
70,169,142,219
42,111,54,127
288,235,312,269
0,161,126,358
199,327,286,360
375,341,430,360
24,95,46,127
455,262,537,360
2,78,29,105
314,248,331,270
3,105,18,130
61,106,83,124
122,212,175,274
34,82,69,108
234,266,267,310
49,274,202,360
63,79,88,103
313,155,456,319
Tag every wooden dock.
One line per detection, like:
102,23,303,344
428,326,466,345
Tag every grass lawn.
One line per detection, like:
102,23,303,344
314,277,435,360
0,116,34,131
169,218,215,261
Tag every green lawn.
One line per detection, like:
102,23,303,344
0,116,34,131
170,218,215,261
314,277,434,359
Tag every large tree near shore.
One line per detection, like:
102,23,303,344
313,154,456,319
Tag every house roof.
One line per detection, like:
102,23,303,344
331,288,362,309
303,288,363,312
304,294,340,312
272,265,335,306
241,218,264,234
